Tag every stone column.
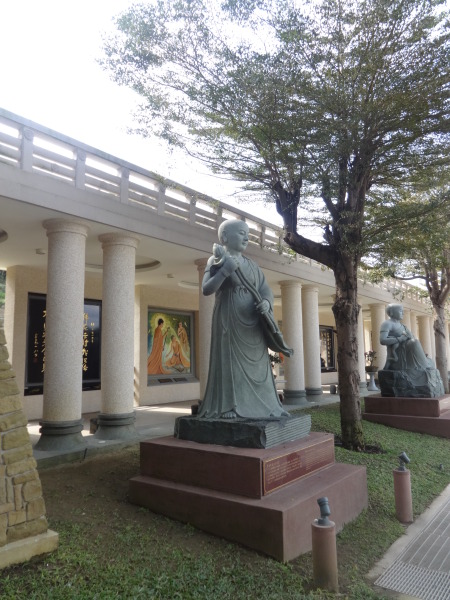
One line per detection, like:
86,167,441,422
417,315,433,358
95,233,139,440
430,317,437,361
302,285,322,398
36,219,89,451
369,303,387,370
410,311,419,339
363,316,371,356
280,281,306,405
357,310,367,392
195,258,215,400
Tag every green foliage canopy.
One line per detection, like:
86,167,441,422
366,181,450,307
102,0,449,268
101,0,449,448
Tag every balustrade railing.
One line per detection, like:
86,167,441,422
0,108,428,307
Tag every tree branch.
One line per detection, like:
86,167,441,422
283,230,336,270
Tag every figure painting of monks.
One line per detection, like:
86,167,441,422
198,219,293,420
147,313,191,376
177,321,190,355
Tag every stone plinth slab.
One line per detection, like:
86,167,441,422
0,530,59,569
363,394,450,438
363,411,450,439
174,414,311,448
365,395,450,418
129,461,367,562
140,433,335,499
378,369,444,398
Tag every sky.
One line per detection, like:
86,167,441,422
0,0,282,225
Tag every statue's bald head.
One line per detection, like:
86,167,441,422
218,219,248,244
386,304,403,319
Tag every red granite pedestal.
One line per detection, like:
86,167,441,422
129,433,368,562
363,395,450,438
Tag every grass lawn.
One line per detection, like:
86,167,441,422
1,402,449,599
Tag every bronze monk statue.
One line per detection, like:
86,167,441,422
198,219,292,419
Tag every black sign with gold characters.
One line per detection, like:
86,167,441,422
320,325,336,372
25,293,101,395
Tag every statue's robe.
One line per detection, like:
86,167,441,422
198,256,286,419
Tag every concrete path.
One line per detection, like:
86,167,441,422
28,393,342,468
369,484,450,600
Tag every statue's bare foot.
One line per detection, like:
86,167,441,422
221,410,237,419
270,409,290,418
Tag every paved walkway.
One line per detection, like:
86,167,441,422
29,392,343,468
368,484,450,600
29,401,195,468
28,396,450,599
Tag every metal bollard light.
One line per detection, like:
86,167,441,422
311,497,339,593
393,452,413,524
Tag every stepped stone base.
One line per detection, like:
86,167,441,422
363,395,450,438
139,433,334,498
0,530,59,569
129,434,368,562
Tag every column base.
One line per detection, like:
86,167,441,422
283,389,308,406
34,419,86,451
94,412,136,440
306,387,323,397
359,381,368,392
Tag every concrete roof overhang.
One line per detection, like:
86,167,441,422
0,107,429,316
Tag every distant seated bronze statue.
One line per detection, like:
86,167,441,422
378,304,444,397
198,219,293,420
380,304,433,371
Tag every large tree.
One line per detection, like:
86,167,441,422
366,182,450,392
102,0,449,448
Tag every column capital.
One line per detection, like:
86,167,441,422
43,219,89,237
195,257,209,271
279,279,302,289
417,313,433,320
98,232,139,249
302,284,319,294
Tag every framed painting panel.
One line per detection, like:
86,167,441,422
147,308,195,385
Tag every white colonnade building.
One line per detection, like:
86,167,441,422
0,109,443,450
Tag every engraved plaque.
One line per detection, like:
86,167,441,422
263,438,334,494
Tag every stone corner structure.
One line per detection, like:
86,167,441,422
0,326,58,569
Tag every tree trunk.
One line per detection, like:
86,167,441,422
331,256,364,450
433,304,449,394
